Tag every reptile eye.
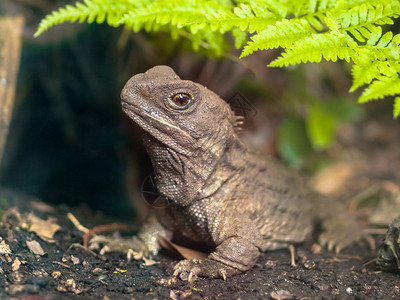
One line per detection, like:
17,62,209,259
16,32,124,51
169,93,192,109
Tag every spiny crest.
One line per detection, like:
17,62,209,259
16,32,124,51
234,115,245,132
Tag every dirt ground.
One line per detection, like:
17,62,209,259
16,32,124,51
1,114,400,300
0,200,397,300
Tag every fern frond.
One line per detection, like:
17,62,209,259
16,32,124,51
338,1,400,28
236,0,290,19
117,1,233,54
232,27,248,48
351,61,399,91
394,97,400,118
269,31,356,67
183,2,277,35
34,0,133,37
359,75,400,103
337,2,400,43
241,19,314,57
119,2,213,33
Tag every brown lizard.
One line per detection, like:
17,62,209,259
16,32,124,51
120,65,363,280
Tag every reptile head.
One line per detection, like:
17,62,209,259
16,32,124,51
121,65,237,156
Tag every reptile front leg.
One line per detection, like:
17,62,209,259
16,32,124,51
173,236,260,280
173,210,262,280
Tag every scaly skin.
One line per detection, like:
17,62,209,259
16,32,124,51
121,65,362,280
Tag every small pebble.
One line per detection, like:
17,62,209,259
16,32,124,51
303,260,316,269
98,275,108,281
346,287,353,294
52,271,62,279
92,267,106,274
317,283,329,291
265,260,276,269
9,271,26,284
311,243,322,254
123,286,135,294
32,270,48,277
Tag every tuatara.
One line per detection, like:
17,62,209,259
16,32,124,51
120,65,362,280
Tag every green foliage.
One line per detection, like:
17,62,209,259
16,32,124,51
307,104,338,151
278,117,312,166
35,0,400,116
305,98,363,151
278,98,363,165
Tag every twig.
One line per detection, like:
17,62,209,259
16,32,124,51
67,213,89,233
67,243,98,257
363,228,388,235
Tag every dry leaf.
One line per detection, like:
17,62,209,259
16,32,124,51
29,215,60,243
127,249,143,261
26,240,45,256
158,236,208,260
143,257,157,266
126,249,156,265
70,255,80,265
170,290,178,300
309,162,360,197
0,240,11,254
12,257,21,271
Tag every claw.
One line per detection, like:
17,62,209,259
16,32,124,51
219,269,227,281
172,258,232,280
327,240,335,252
188,270,195,282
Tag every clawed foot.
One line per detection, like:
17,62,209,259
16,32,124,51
172,259,240,281
319,216,363,253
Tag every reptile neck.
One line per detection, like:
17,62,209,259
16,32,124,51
143,133,246,206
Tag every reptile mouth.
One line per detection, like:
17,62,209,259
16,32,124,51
121,99,138,112
121,99,193,155
122,100,189,136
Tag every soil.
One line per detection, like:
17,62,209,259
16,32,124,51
0,199,398,300
1,114,400,300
